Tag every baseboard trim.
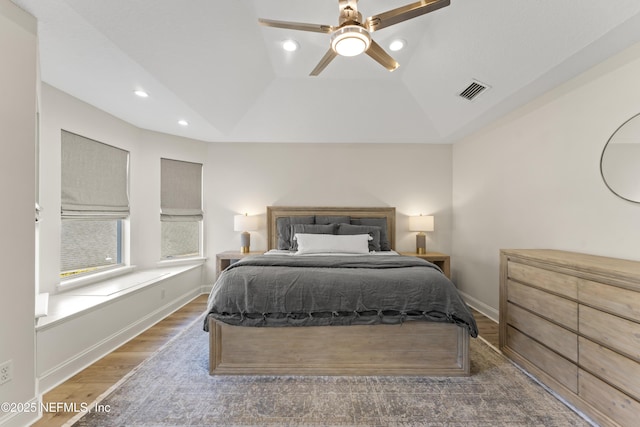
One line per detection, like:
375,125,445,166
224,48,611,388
458,290,498,323
200,284,213,294
37,288,201,394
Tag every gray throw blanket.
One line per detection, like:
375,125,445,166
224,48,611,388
204,254,477,337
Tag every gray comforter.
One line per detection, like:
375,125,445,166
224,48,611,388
204,254,478,337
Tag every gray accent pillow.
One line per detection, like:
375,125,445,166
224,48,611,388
290,223,337,250
315,215,350,225
276,216,314,250
350,218,390,251
337,223,381,252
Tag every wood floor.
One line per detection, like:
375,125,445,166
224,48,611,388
470,308,499,348
31,295,498,427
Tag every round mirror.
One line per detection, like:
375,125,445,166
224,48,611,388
601,113,640,203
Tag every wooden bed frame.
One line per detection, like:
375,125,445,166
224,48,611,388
209,206,470,376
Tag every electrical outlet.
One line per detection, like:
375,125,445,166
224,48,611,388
0,360,12,385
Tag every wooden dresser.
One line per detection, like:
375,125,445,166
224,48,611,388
499,249,640,427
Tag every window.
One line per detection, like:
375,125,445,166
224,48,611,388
61,219,122,277
161,221,200,259
160,158,203,259
60,131,129,278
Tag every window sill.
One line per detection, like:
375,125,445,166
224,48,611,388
156,256,206,268
58,265,136,292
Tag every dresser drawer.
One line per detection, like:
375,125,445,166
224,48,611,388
579,337,640,402
506,302,577,362
579,305,640,360
508,261,578,299
578,280,640,323
507,280,577,330
579,369,640,427
506,326,578,393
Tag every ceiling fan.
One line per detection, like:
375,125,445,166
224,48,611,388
258,0,450,76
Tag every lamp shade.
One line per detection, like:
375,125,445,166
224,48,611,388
234,214,258,232
409,215,434,232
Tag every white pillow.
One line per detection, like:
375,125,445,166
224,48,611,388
294,233,371,255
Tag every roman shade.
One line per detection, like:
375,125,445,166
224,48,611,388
161,158,203,221
61,131,130,218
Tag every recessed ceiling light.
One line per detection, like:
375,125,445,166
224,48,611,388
178,119,189,126
389,39,406,52
133,90,149,98
282,39,299,52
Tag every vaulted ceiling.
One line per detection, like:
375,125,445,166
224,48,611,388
13,0,640,143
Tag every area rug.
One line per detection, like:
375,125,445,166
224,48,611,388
69,316,591,427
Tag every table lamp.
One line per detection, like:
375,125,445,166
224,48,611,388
409,214,434,254
234,213,258,253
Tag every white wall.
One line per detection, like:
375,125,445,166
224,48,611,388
38,84,208,295
0,2,38,426
204,143,453,283
452,41,640,318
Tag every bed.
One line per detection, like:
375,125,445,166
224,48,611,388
205,206,477,376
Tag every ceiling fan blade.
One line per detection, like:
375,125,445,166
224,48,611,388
365,0,450,32
310,49,338,76
365,40,399,72
258,18,333,34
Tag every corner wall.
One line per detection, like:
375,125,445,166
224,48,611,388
0,2,38,426
452,41,640,319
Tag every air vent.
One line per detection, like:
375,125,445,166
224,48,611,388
459,80,489,101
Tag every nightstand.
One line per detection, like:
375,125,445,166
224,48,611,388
399,252,451,279
216,251,262,279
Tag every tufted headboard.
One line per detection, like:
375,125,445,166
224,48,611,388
266,206,396,251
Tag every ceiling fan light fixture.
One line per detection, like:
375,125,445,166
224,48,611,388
330,25,371,57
